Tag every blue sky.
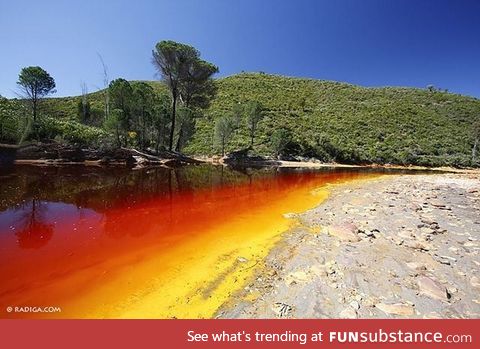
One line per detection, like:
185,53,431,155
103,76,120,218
1,0,479,98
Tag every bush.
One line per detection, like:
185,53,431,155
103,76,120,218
37,116,108,146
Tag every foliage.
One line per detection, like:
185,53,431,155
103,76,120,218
77,99,91,123
5,73,480,168
244,100,264,147
17,66,56,121
37,116,108,146
215,116,236,156
0,97,29,144
152,40,218,150
184,73,480,167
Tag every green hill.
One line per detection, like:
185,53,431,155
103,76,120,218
185,73,480,167
3,73,480,167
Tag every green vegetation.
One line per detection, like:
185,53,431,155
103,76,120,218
215,115,236,156
2,70,480,167
17,66,56,122
186,73,480,167
152,40,218,151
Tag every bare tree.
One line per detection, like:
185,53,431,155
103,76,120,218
80,81,89,123
97,53,110,120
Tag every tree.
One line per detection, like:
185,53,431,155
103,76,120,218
131,82,156,149
179,59,218,109
271,128,293,158
215,116,236,156
78,82,91,123
152,94,171,152
109,79,133,146
104,110,122,147
244,101,264,147
175,107,197,151
175,59,218,152
17,66,56,121
152,40,218,151
231,103,244,128
472,120,480,164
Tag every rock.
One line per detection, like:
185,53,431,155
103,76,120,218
323,261,338,275
417,276,450,301
375,303,415,316
237,257,249,263
423,312,442,319
132,155,149,166
339,307,358,319
398,230,414,240
470,276,480,288
420,217,438,226
349,300,360,310
436,255,457,264
429,200,446,208
448,246,459,254
272,302,293,318
403,240,430,251
406,262,427,271
326,223,361,242
285,271,311,285
57,147,85,162
310,264,327,277
358,232,369,239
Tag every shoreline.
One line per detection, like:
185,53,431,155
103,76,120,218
9,157,480,175
218,172,480,319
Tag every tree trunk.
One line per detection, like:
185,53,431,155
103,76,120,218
169,93,177,151
473,137,479,164
175,122,184,152
32,94,38,140
115,125,121,147
32,99,37,122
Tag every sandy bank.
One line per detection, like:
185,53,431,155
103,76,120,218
219,173,480,318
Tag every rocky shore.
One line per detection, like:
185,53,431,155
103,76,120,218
219,173,480,319
2,142,201,167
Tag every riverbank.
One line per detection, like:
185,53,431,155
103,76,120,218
2,142,201,167
218,172,480,318
199,155,480,174
4,142,479,173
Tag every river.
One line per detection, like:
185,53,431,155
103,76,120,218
0,164,392,318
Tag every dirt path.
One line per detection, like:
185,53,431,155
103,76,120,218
218,173,480,319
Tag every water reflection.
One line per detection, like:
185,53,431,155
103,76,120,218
14,200,54,249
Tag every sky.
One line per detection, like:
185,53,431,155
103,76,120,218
1,0,479,98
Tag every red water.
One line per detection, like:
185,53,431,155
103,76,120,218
0,165,384,318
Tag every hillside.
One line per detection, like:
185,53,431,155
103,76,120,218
4,73,480,167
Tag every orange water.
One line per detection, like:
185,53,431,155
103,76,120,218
0,165,380,318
